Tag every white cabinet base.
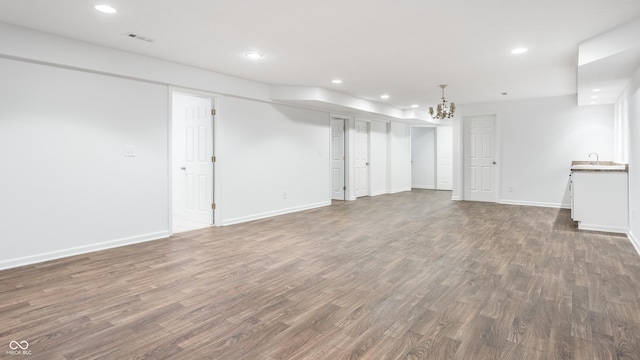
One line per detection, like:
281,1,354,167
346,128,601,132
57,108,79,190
571,171,628,234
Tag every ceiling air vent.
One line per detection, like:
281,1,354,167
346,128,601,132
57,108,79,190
126,33,155,43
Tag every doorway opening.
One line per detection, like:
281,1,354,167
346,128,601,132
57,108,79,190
410,126,454,191
411,126,437,190
171,91,216,233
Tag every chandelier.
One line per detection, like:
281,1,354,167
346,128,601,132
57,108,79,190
429,84,455,119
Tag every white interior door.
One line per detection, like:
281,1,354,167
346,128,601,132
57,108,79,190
437,126,453,190
355,120,370,198
331,119,345,200
464,115,497,202
174,93,214,224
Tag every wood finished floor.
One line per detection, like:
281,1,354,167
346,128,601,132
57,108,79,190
2,190,640,360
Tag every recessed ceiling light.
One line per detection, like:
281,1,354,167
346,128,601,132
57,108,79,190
331,79,342,84
593,88,601,92
411,104,419,108
244,51,263,60
380,94,390,99
95,4,117,14
511,47,528,54
591,95,599,99
590,101,597,105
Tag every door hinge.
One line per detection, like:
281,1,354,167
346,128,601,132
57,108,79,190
211,155,216,162
343,186,346,191
211,203,216,210
211,109,216,116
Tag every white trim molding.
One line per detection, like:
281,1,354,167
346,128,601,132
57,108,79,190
498,199,570,209
222,201,331,226
0,231,171,271
412,185,437,190
389,187,412,194
627,230,640,256
577,223,627,234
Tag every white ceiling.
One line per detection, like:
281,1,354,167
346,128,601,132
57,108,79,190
1,0,640,109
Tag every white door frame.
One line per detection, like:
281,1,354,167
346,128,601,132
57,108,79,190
331,113,356,200
354,119,371,198
461,114,500,202
330,117,346,200
169,87,220,231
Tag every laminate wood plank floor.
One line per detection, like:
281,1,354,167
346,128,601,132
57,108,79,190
2,190,640,359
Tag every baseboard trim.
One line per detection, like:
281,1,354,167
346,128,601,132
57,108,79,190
369,190,388,197
498,199,570,209
389,187,411,194
451,195,461,201
578,222,628,234
222,201,331,226
0,230,171,271
627,230,640,256
412,185,436,190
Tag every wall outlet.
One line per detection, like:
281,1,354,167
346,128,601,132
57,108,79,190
283,191,287,199
124,146,136,157
508,185,514,192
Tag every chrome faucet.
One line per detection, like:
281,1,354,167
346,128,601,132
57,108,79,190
589,152,599,164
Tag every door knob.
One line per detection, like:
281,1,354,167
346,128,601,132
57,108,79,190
180,166,186,171
492,161,497,165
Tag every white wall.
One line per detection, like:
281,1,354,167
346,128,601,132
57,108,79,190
0,58,169,269
0,22,418,269
218,98,330,224
453,95,614,208
370,121,389,196
436,126,453,190
618,64,640,250
614,99,630,164
389,122,412,193
0,24,334,269
411,127,436,189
